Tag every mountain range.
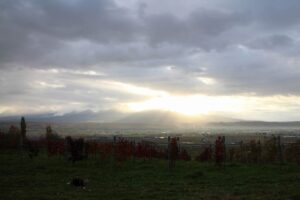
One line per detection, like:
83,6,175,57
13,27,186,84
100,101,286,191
1,110,300,128
0,110,233,124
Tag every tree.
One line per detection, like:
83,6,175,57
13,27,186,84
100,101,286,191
20,117,26,154
20,117,26,140
168,137,179,170
215,136,225,167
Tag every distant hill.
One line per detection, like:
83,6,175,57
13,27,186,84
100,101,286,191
2,110,300,131
0,110,127,123
0,110,235,127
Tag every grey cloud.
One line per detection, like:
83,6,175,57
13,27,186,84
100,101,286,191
229,0,300,29
248,35,294,50
195,48,300,96
0,68,150,115
0,0,139,67
5,0,138,42
2,0,300,116
144,8,250,49
0,0,252,69
104,65,206,95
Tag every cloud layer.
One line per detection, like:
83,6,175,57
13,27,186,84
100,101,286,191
1,0,300,120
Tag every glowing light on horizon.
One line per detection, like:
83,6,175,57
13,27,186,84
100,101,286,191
127,95,245,115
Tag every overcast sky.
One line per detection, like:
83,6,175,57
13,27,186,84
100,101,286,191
1,0,300,121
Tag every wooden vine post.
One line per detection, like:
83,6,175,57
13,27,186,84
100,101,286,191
277,136,284,165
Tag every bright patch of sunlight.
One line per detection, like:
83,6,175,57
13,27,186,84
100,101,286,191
197,77,216,85
0,106,17,115
81,79,169,97
106,81,168,97
127,95,245,115
38,68,105,76
36,81,65,89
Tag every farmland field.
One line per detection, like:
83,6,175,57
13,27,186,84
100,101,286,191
1,152,300,200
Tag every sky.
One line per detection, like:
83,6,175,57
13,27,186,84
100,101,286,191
1,0,300,121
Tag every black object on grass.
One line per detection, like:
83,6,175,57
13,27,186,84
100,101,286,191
70,178,85,187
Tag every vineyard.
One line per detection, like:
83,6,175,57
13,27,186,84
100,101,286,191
1,120,300,199
1,124,300,166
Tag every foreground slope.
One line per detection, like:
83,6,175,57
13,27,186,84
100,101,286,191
1,153,300,200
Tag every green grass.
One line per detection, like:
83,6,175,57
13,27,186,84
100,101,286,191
1,152,300,200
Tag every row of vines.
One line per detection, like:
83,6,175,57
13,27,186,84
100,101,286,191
0,120,300,167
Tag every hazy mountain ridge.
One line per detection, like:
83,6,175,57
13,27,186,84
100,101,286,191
1,110,300,128
0,110,127,123
0,110,235,124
